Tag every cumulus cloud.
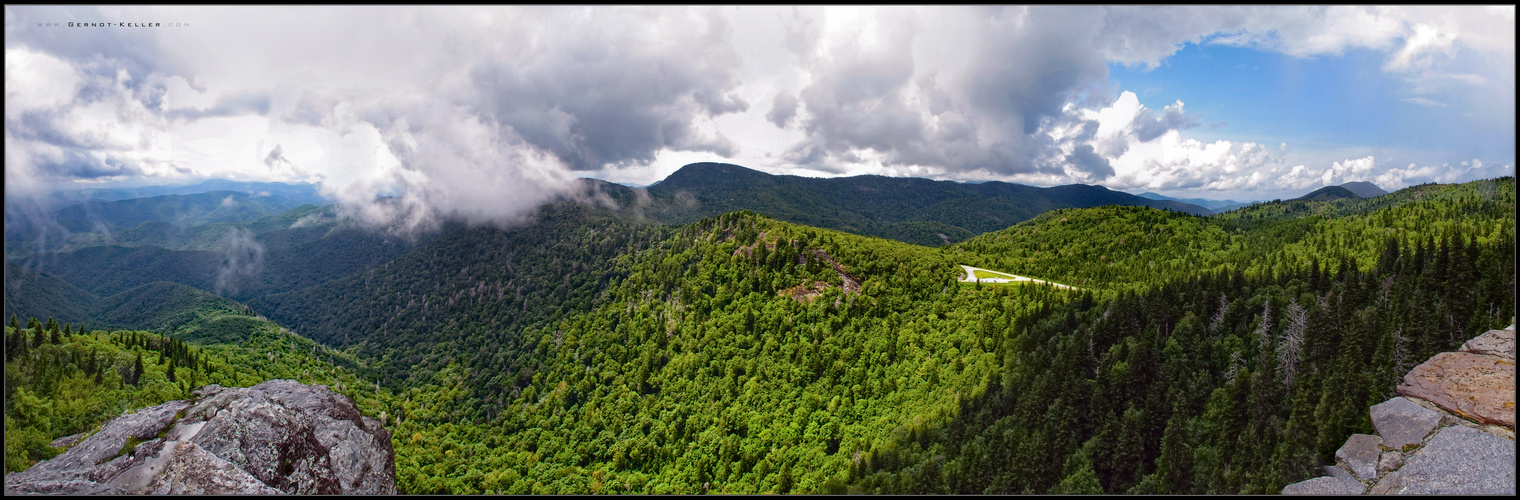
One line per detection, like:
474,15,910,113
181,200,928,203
3,5,1511,211
456,7,748,171
1322,156,1377,185
773,6,1113,176
767,91,798,128
166,89,271,122
1374,158,1514,190
6,6,754,234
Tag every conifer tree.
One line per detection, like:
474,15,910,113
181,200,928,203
8,314,18,332
132,353,144,387
5,329,20,361
31,318,45,349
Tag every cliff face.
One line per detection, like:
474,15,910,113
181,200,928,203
4,380,395,495
1283,325,1515,495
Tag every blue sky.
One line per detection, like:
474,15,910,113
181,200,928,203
4,6,1515,229
1111,42,1513,169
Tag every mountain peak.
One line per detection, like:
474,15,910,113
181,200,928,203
1340,181,1388,198
1295,185,1359,202
655,162,775,189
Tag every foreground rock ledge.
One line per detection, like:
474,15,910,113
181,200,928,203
4,380,395,495
1283,324,1516,496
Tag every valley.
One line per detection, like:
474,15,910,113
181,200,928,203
4,167,1514,494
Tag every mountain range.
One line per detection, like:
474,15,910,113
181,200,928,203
1136,180,1389,214
598,162,1212,246
3,163,1512,495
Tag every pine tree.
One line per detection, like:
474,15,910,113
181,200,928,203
32,318,46,349
6,328,21,361
132,353,145,387
8,314,18,332
167,358,177,383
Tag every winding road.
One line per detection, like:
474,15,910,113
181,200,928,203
959,265,1080,290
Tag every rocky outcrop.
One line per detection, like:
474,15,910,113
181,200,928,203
1368,425,1515,495
4,380,395,495
1396,351,1514,428
1283,324,1515,495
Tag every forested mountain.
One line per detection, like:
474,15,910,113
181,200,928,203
7,208,425,302
247,203,654,387
609,162,1211,246
383,211,1074,493
954,178,1514,293
4,189,330,259
1293,185,1360,202
4,169,1513,494
3,267,282,343
3,266,98,327
364,177,1511,494
849,236,1512,494
1339,181,1389,198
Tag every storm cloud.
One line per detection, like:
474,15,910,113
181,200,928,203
4,5,1512,208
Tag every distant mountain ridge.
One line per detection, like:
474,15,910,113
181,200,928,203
1136,192,1250,213
600,162,1212,246
40,180,325,204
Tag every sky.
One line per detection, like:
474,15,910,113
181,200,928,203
5,5,1515,230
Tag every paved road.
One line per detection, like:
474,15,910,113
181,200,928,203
959,265,1080,290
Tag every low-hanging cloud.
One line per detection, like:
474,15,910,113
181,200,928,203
214,226,264,296
6,6,753,234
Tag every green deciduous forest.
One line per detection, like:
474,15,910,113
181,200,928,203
4,175,1513,494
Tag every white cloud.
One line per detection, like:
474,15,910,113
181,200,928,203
1322,156,1377,185
5,6,747,233
3,5,1511,210
1371,160,1513,190
1400,97,1448,107
1385,23,1458,73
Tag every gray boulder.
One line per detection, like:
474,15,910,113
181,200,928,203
1336,434,1383,481
1282,475,1366,495
1370,397,1442,450
1369,425,1515,495
4,380,395,495
1460,328,1515,360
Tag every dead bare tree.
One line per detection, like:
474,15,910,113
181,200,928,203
1254,299,1273,350
1278,298,1308,390
1209,292,1230,334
